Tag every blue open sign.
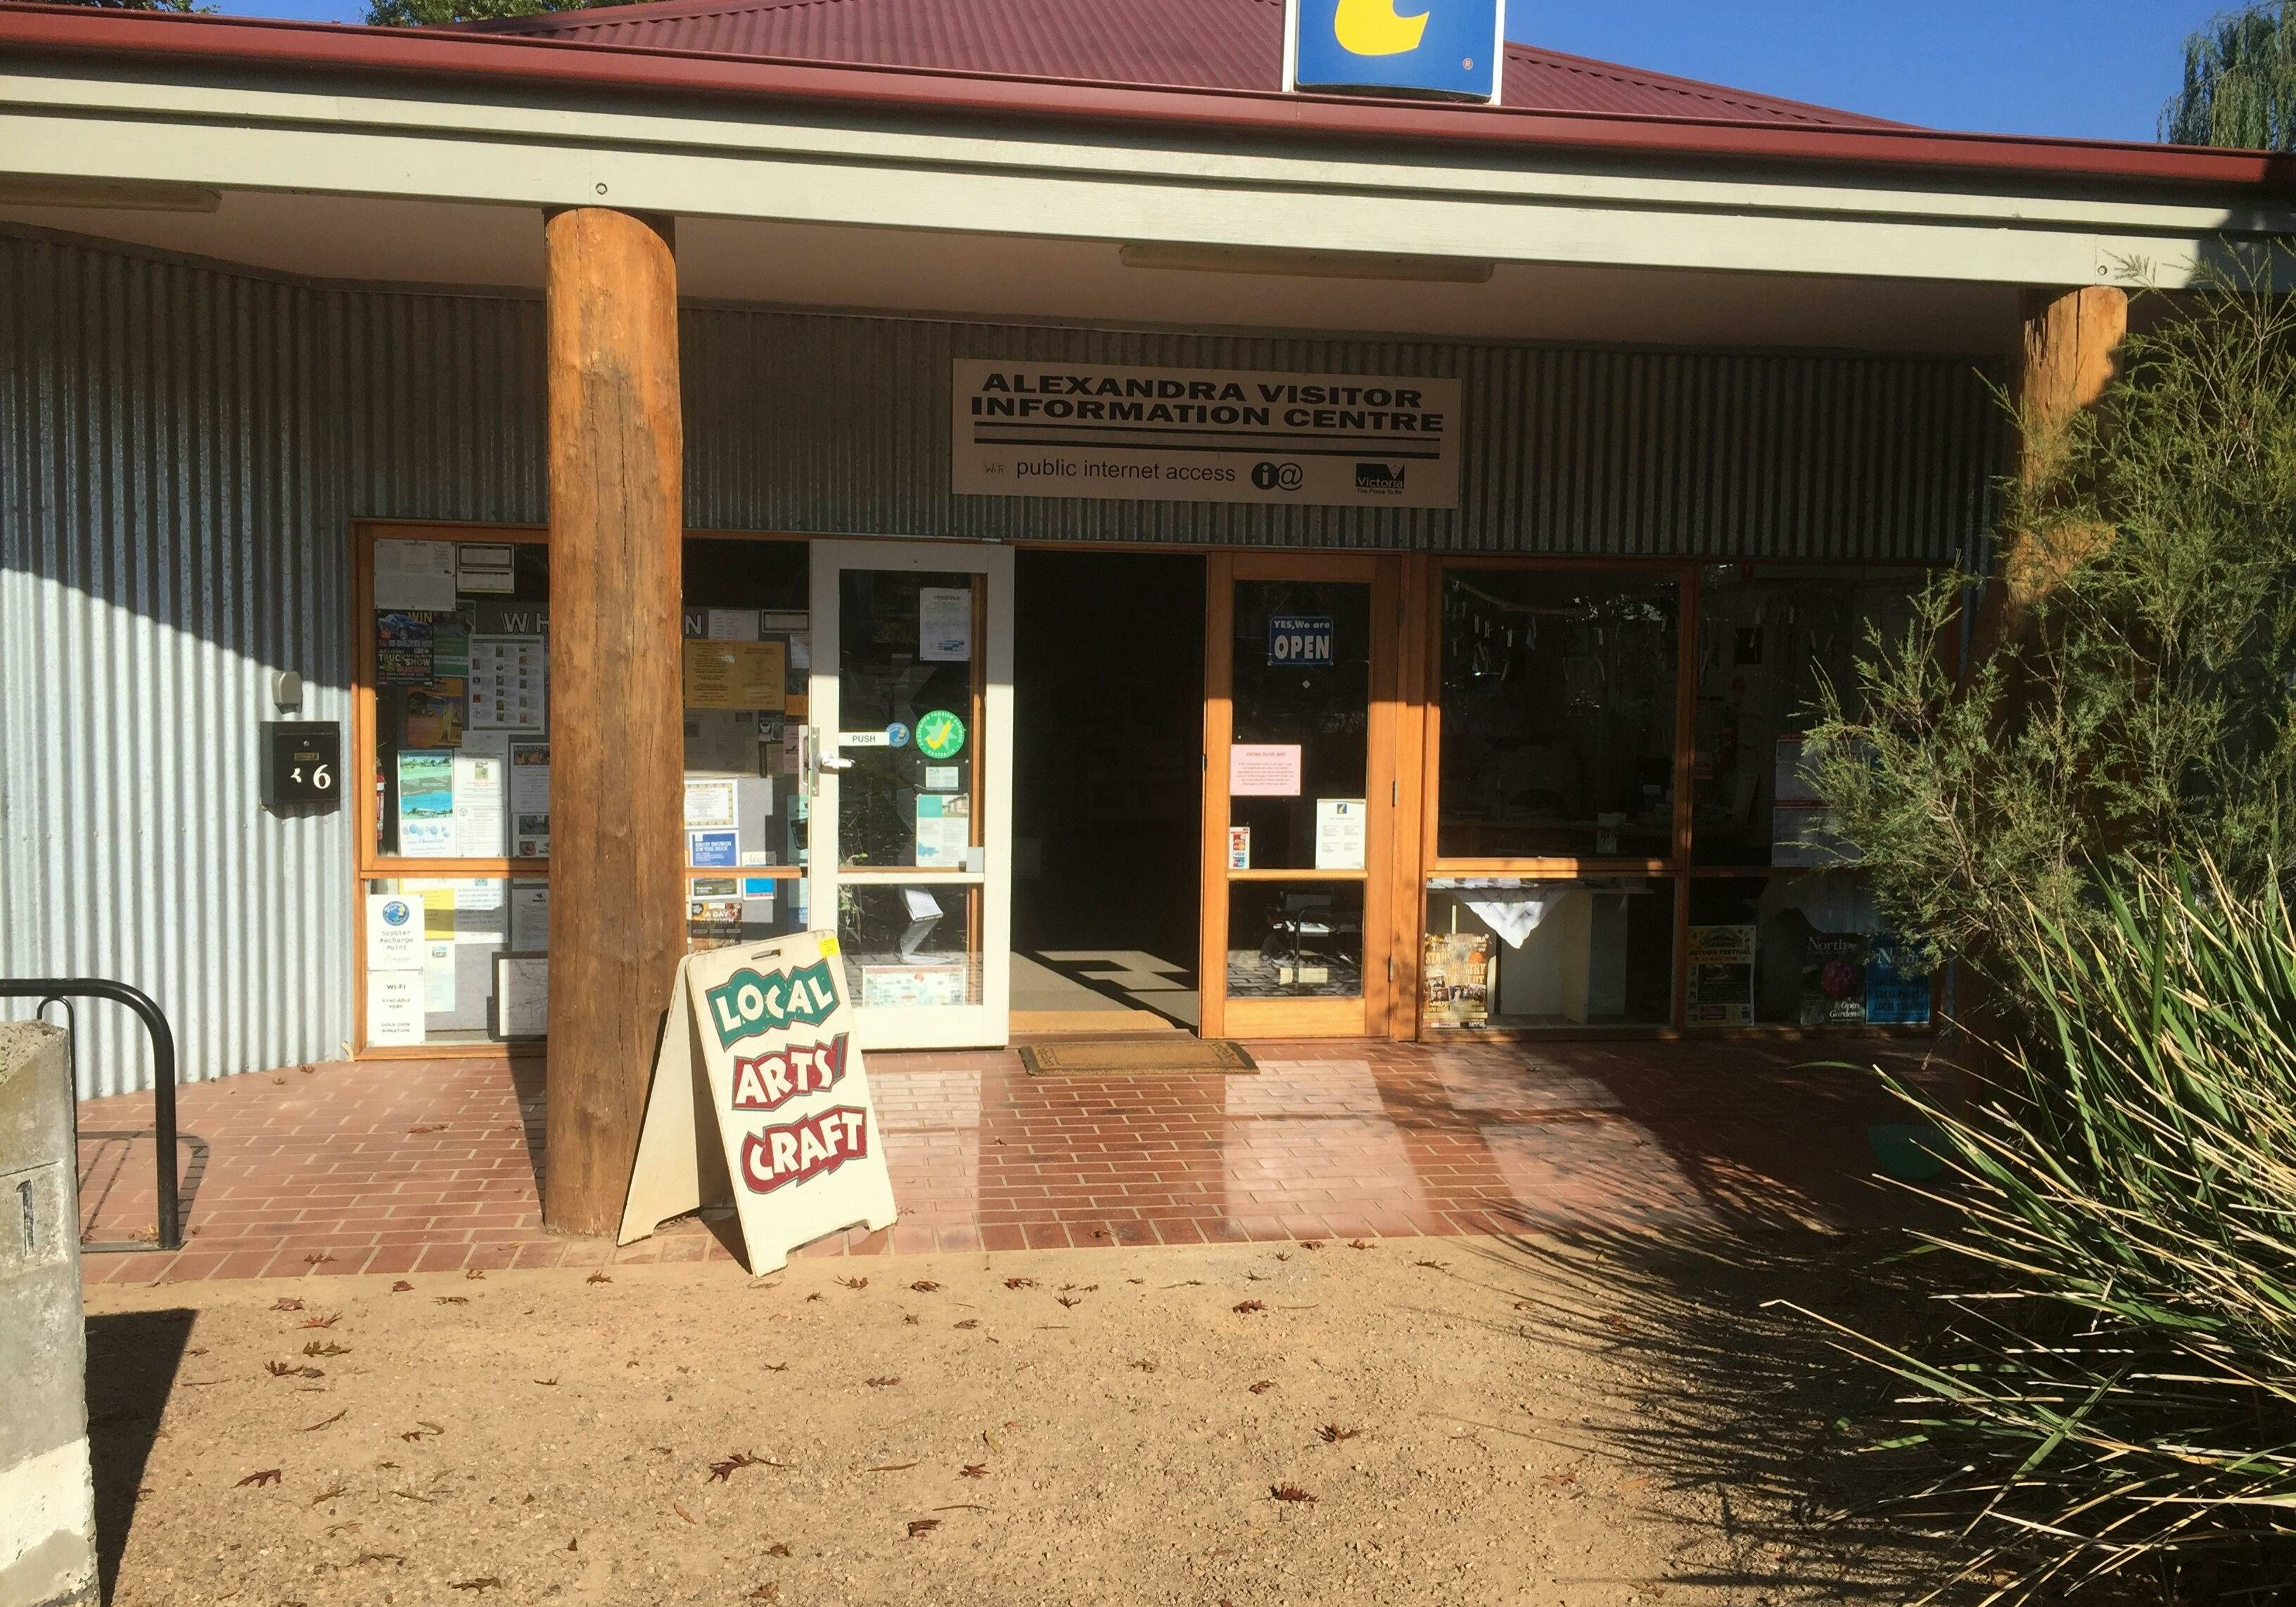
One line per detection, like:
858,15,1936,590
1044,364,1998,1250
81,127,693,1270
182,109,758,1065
1268,614,1334,668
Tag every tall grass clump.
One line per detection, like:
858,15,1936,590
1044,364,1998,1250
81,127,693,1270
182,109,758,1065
1806,863,2296,1602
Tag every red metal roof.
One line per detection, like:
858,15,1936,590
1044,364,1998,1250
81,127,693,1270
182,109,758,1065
1,4,2291,194
466,0,1906,128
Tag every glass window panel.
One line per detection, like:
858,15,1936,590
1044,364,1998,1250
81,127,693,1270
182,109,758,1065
837,571,982,870
1229,580,1372,872
682,536,808,616
364,877,537,1046
1436,569,1679,860
1422,877,1674,1029
1685,873,1932,1027
837,882,982,1008
372,539,549,860
682,539,812,877
1227,881,1365,999
1692,566,1927,866
688,872,808,953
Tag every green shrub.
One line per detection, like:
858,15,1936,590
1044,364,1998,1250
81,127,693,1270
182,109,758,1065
1806,863,2296,1601
1806,265,2296,987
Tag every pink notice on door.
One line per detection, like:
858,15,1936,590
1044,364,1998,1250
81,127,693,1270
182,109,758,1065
1230,743,1303,798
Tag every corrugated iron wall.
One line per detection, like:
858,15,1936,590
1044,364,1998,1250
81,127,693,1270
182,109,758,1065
0,234,548,1095
1,229,1998,1093
684,310,2001,556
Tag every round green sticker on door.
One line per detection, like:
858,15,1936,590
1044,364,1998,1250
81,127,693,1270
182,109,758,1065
915,709,967,761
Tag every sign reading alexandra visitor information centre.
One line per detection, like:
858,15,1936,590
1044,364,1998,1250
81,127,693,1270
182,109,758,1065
619,932,898,1272
951,360,1462,509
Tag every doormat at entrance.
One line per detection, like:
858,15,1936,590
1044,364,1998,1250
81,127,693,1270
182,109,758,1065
1019,1039,1258,1076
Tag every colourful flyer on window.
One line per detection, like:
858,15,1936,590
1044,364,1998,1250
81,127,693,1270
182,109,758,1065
405,679,466,749
914,794,969,867
396,751,455,856
689,830,740,869
376,611,434,686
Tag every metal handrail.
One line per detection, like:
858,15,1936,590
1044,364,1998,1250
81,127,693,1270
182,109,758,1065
1,978,181,1252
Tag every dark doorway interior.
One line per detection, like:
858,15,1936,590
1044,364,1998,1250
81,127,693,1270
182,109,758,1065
1012,550,1206,1031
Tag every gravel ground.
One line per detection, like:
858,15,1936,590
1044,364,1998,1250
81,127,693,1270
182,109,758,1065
82,1233,1932,1606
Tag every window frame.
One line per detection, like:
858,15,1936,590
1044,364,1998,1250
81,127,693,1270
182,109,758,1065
350,521,815,1058
1411,554,1944,1040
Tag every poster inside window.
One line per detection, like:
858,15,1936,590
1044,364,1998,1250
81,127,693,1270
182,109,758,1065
371,537,551,861
682,538,812,950
1423,878,1673,1029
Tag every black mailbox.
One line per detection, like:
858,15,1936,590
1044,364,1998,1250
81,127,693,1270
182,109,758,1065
262,721,342,811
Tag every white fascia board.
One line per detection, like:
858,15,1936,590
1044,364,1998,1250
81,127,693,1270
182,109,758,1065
0,64,2284,288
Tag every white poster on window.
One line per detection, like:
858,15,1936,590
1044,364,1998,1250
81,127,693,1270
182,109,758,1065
423,940,458,1012
918,587,974,662
367,972,426,1046
366,893,424,972
684,777,739,831
457,544,516,595
373,538,458,611
1314,797,1367,871
454,735,509,858
509,882,550,952
469,635,548,731
509,739,550,858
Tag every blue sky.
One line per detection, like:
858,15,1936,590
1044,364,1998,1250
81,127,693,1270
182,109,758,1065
207,0,2232,144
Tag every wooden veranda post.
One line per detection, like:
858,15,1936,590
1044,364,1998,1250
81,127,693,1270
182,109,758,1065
542,208,686,1236
1997,286,2130,632
1956,283,2128,1070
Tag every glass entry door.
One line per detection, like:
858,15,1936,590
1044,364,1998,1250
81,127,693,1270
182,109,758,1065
1200,553,1400,1038
806,540,1014,1050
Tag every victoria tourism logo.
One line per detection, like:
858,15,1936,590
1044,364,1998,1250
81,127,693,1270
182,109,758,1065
1354,462,1408,495
1292,0,1501,102
1332,0,1429,55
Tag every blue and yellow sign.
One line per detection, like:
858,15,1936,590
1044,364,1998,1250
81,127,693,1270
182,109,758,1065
1292,0,1503,102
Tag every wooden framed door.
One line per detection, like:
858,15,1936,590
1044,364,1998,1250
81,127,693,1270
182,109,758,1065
808,539,1014,1050
1199,552,1401,1038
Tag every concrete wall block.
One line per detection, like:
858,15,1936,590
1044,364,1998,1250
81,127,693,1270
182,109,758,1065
0,1023,96,1607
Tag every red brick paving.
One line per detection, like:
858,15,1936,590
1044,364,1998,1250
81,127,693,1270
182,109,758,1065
75,1038,1939,1285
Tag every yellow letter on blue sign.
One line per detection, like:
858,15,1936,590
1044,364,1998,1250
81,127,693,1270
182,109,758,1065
1292,0,1501,101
